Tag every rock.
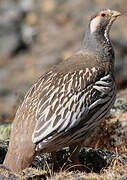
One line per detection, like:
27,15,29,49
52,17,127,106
0,0,37,56
0,165,48,180
31,147,127,174
19,0,34,13
0,140,8,164
79,148,127,173
51,172,92,180
20,168,47,180
31,149,69,171
51,173,127,180
110,97,127,116
118,177,127,180
0,21,20,56
0,164,18,179
0,164,48,180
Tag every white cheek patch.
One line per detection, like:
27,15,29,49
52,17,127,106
90,16,101,33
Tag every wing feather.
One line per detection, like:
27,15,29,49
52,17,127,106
32,66,116,145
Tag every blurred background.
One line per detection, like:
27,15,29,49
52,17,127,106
0,0,127,123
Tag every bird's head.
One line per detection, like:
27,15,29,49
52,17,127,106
90,8,121,35
84,8,121,50
83,9,121,62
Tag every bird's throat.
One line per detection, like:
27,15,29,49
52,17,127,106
83,27,114,63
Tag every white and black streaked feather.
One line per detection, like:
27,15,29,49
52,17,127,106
31,60,116,151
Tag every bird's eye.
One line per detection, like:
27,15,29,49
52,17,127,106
101,13,106,17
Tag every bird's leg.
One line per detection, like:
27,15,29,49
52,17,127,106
69,143,83,171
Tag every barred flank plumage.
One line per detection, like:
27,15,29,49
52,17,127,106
4,8,121,172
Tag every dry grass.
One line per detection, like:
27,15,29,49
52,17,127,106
86,112,127,153
0,167,9,178
18,168,47,180
49,160,127,180
17,152,127,180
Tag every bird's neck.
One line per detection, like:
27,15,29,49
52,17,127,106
83,27,115,64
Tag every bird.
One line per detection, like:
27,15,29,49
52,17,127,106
4,8,121,172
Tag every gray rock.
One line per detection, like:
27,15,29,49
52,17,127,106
110,97,127,116
0,164,18,180
0,140,8,164
0,0,36,56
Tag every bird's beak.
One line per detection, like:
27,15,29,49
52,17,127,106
111,10,122,18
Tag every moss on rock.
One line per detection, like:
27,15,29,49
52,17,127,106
0,122,11,141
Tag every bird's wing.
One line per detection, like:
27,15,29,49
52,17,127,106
32,65,116,144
